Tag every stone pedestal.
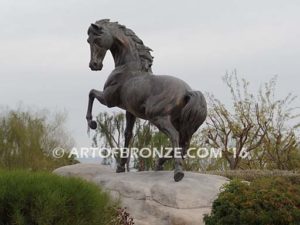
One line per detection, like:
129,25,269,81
54,164,228,225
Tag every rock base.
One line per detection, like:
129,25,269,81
54,164,228,225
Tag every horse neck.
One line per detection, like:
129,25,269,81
109,35,141,70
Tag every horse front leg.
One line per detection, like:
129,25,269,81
86,89,106,129
116,111,136,173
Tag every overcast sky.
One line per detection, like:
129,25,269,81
1,0,299,148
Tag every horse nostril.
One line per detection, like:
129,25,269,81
89,62,97,69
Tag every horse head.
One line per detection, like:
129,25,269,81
87,23,113,71
87,19,153,72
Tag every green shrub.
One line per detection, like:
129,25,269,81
204,177,300,225
204,169,300,184
0,170,118,225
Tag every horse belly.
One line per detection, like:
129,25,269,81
120,75,189,119
120,81,151,119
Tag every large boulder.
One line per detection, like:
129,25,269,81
54,164,228,225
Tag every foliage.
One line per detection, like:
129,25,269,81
133,119,172,171
204,169,300,184
92,112,171,171
92,112,125,149
0,170,118,225
111,208,134,225
202,72,300,170
0,108,78,171
204,177,300,225
92,112,125,166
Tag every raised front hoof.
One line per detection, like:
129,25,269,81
116,166,125,173
88,120,97,130
174,171,185,182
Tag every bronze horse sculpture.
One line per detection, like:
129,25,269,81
86,19,207,182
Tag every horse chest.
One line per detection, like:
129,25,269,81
103,72,130,107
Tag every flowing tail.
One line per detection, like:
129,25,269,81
180,91,207,139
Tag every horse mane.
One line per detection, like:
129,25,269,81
95,19,154,72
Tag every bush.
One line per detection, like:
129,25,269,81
204,177,300,225
204,169,300,184
0,170,118,225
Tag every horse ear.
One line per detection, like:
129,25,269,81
91,23,102,32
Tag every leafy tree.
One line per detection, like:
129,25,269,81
92,112,125,149
0,108,78,171
134,120,172,171
92,112,170,171
202,72,300,170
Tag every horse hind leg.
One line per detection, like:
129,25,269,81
151,116,184,182
155,133,191,171
179,132,192,157
155,119,183,171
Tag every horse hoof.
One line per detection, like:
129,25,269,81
174,171,184,182
116,166,125,173
89,120,97,130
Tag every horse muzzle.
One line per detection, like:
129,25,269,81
89,61,103,71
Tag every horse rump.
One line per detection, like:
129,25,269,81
180,91,207,139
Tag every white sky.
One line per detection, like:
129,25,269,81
0,0,299,147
